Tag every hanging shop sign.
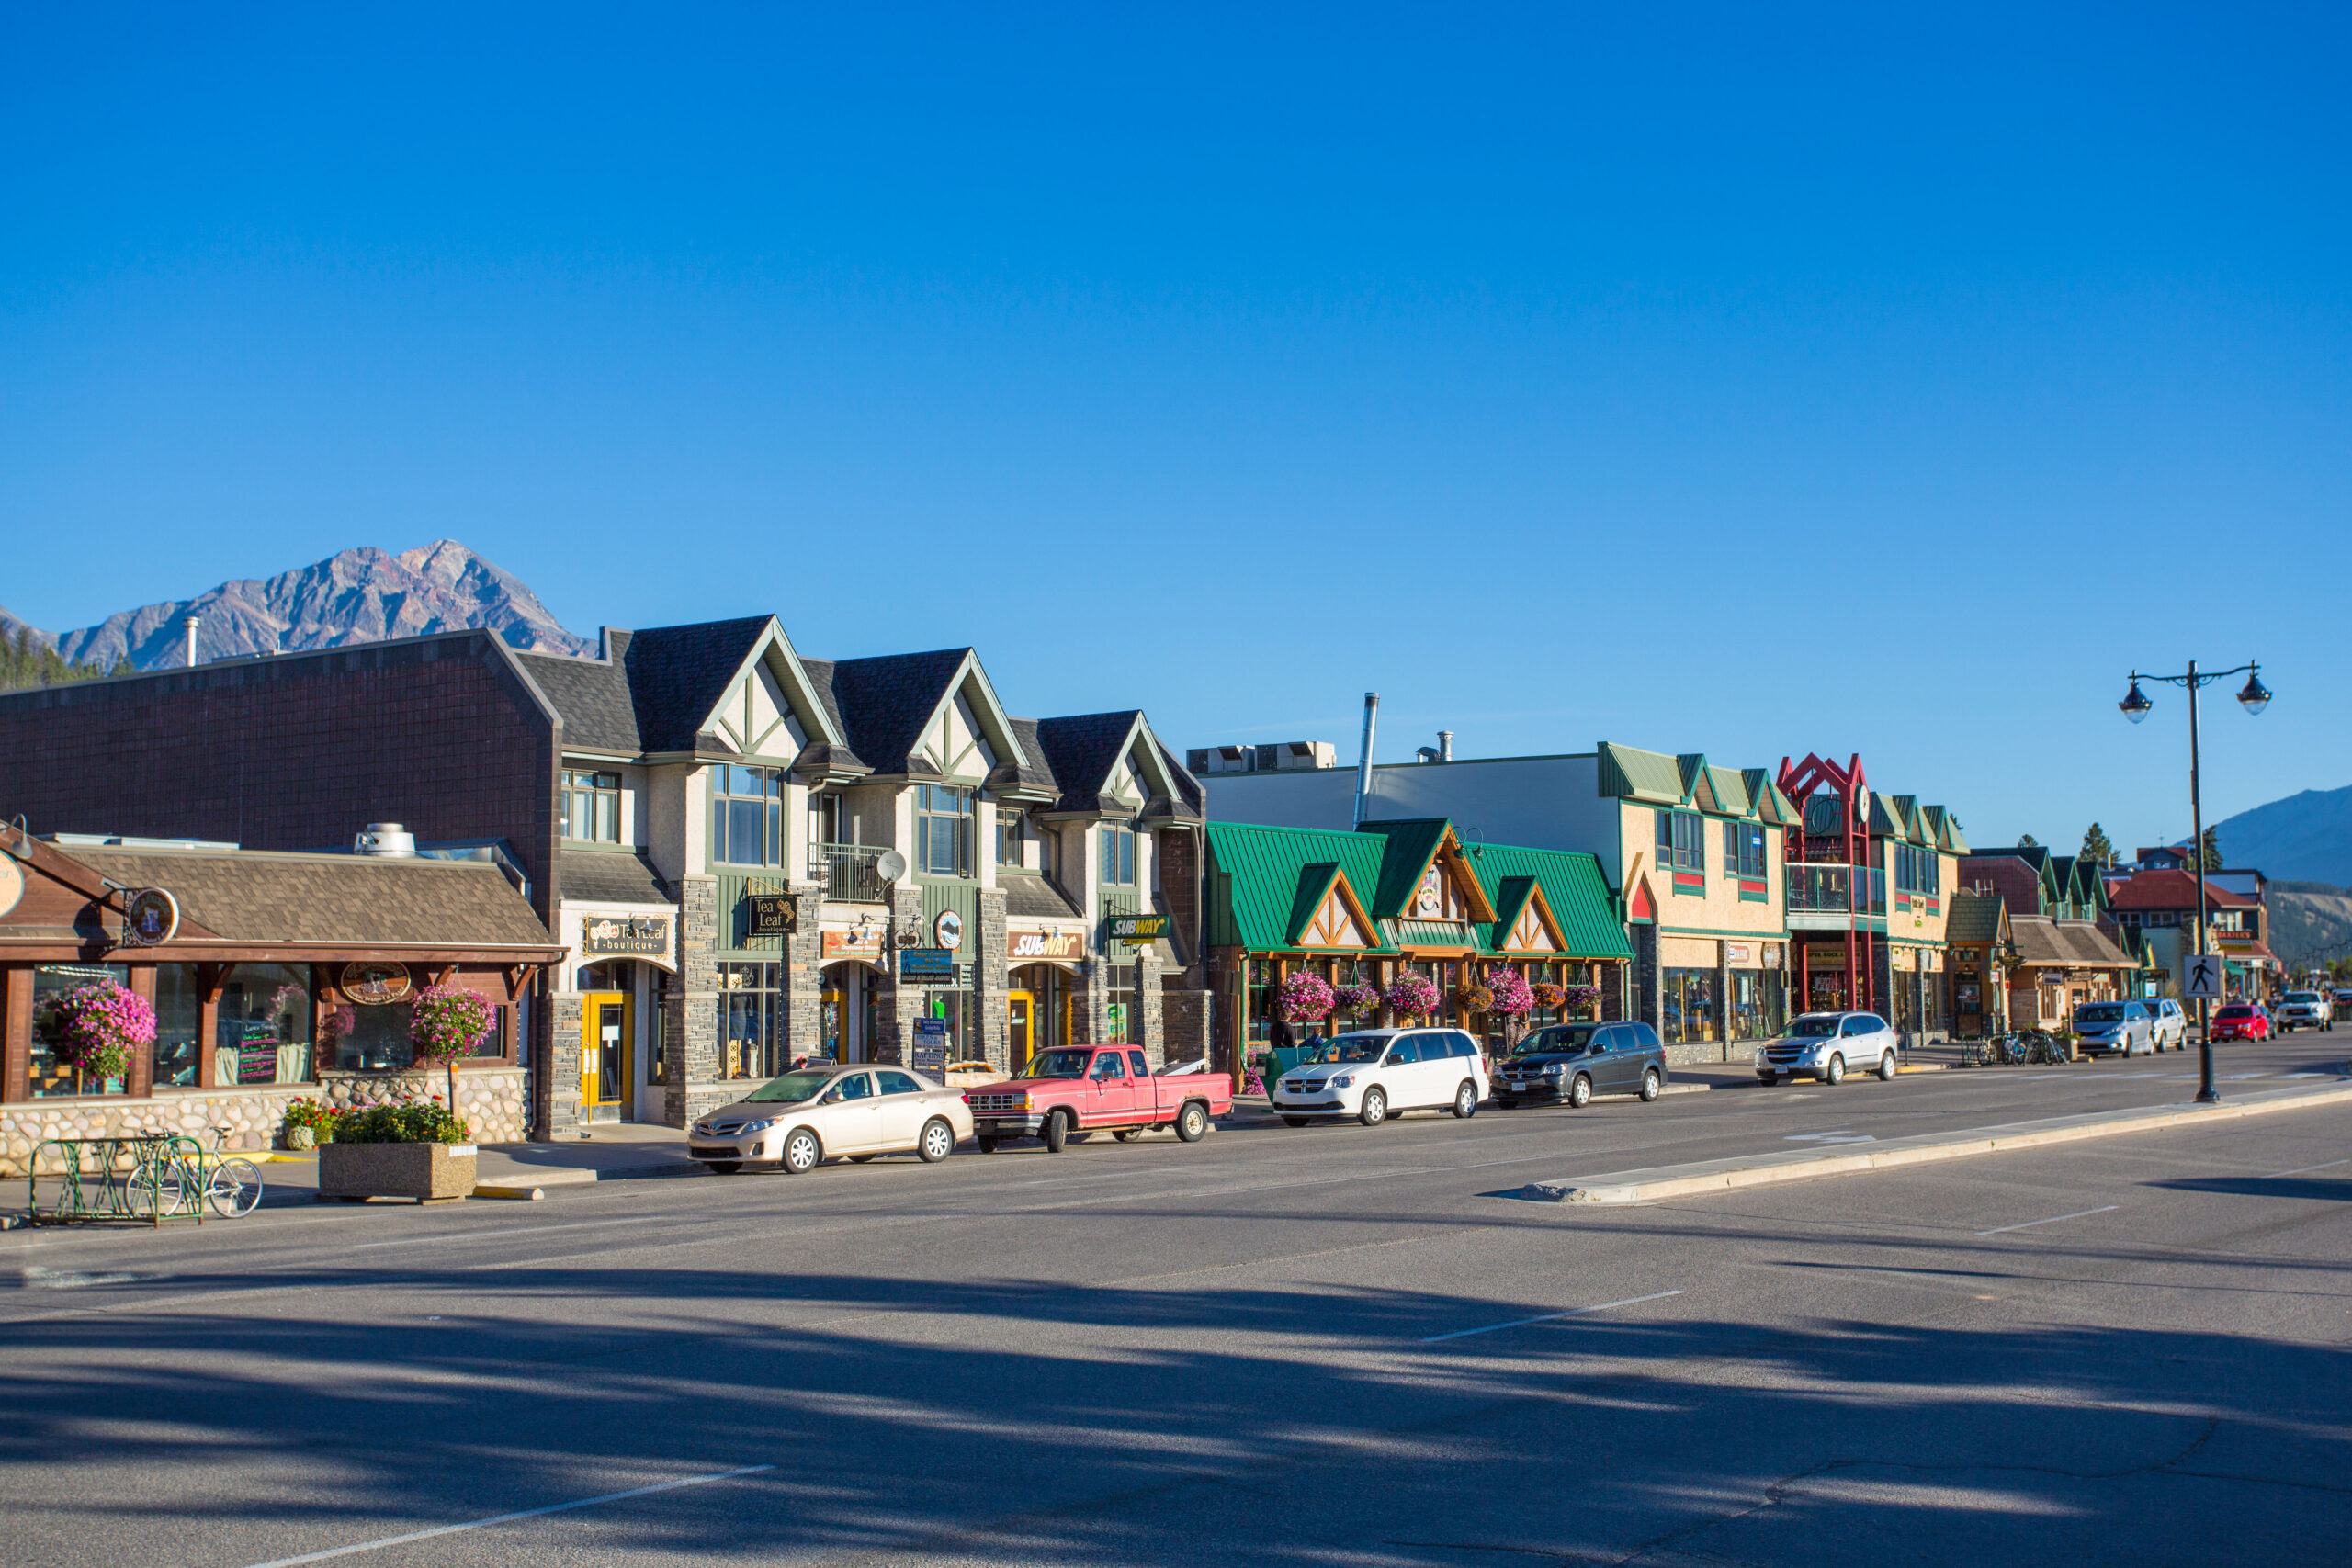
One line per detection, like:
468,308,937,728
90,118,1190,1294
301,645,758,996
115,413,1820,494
1107,914,1170,946
747,895,795,937
934,910,964,951
1008,929,1086,962
582,915,671,956
121,887,180,947
899,947,956,980
341,961,413,1006
1725,942,1753,965
821,927,885,959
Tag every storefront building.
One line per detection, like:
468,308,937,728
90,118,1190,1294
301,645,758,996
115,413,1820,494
2002,915,2142,1027
0,822,560,1174
1944,888,2014,1039
2102,868,2277,1000
1202,818,1633,1078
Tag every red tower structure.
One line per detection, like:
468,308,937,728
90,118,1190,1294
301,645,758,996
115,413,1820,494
1776,752,1882,1017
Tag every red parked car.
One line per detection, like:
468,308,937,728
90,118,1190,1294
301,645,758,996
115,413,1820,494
2210,1003,2272,1042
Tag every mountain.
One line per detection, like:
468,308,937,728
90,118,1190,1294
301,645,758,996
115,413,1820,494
2207,784,2352,887
6,542,594,671
2268,883,2352,970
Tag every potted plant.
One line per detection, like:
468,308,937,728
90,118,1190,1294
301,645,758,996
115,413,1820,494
317,1097,477,1202
279,1098,338,1150
40,980,154,1094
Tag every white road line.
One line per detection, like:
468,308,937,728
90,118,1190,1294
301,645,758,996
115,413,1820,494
1419,1289,1683,1344
1975,1204,2119,1236
2263,1158,2348,1179
349,1216,671,1251
233,1463,775,1568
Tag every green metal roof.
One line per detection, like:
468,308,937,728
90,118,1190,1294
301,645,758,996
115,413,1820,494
1353,818,1454,920
1744,769,1801,827
1461,839,1634,960
1284,862,1349,947
1598,741,1687,804
1205,822,1398,954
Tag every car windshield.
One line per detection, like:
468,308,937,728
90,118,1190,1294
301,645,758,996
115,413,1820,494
1321,1034,1390,1064
1514,1025,1600,1055
1023,1049,1099,1079
1788,1016,1842,1038
2285,992,2321,1004
743,1070,836,1104
2216,1006,2252,1018
2075,1004,2125,1024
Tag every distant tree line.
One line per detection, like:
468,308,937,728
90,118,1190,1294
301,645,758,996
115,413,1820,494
0,629,129,692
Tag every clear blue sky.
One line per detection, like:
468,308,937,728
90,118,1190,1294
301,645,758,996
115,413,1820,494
5,5,2346,854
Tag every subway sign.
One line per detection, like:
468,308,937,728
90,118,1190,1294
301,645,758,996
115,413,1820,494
1107,914,1170,945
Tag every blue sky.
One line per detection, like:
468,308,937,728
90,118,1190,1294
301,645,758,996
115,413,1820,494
4,5,2346,854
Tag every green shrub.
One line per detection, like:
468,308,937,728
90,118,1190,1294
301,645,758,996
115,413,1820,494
332,1097,470,1145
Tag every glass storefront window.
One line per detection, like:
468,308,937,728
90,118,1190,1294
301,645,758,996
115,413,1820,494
1661,968,1719,1044
1104,962,1137,1045
718,962,784,1080
214,964,314,1087
153,964,201,1087
334,1001,413,1071
31,963,131,1097
923,988,968,1063
713,766,786,867
1728,969,1784,1041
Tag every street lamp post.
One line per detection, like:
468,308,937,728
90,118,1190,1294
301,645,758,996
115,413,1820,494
2119,659,2270,1105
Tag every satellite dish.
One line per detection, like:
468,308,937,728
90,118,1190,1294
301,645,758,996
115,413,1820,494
876,849,908,884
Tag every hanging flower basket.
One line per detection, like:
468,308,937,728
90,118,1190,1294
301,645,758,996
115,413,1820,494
1452,982,1496,1012
1530,981,1568,1011
1385,974,1441,1020
41,981,155,1084
1332,983,1380,1015
1275,971,1336,1024
1486,966,1535,1017
409,983,496,1066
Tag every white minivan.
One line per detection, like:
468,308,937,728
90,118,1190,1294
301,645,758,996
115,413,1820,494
1272,1028,1491,1126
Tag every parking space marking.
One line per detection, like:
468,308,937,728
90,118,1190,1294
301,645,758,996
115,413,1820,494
1975,1204,2119,1236
1784,1131,1874,1144
2262,1158,2347,1179
235,1463,775,1568
1420,1289,1683,1344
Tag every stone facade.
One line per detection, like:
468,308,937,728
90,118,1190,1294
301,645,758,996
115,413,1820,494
0,1067,527,1177
1160,987,1213,1065
546,994,583,1136
975,886,1009,1071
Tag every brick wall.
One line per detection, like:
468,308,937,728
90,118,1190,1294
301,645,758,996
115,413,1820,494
1960,856,2045,916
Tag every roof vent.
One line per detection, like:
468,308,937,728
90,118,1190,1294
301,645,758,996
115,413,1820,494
355,823,417,858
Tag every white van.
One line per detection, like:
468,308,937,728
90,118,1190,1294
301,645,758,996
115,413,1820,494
1272,1028,1491,1126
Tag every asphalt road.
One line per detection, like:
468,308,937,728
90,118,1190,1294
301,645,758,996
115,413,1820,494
5,1033,2348,1567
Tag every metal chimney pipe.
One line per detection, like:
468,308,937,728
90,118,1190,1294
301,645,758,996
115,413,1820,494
1352,693,1380,827
1437,730,1453,763
182,613,200,670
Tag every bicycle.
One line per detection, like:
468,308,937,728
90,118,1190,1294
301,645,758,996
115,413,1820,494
127,1126,264,1220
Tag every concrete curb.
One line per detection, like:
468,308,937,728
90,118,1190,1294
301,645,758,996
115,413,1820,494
1513,1080,2352,1205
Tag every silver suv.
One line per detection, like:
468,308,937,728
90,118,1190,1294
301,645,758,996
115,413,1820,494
2275,991,2334,1033
2074,1000,2154,1056
1757,1012,1899,1085
2148,998,2188,1050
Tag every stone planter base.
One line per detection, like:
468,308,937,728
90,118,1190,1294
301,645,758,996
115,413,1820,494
318,1142,478,1203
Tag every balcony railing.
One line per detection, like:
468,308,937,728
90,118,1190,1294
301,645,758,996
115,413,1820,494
1786,863,1886,917
811,843,888,903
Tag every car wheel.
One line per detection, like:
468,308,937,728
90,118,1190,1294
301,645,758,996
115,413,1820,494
1640,1066,1662,1101
1567,1073,1591,1109
781,1128,821,1175
977,1136,1000,1154
1358,1088,1388,1127
1112,1128,1145,1143
705,1161,741,1175
1452,1080,1478,1119
1043,1110,1070,1153
1877,1051,1895,1082
1282,1115,1310,1128
1825,1054,1846,1086
918,1118,956,1164
1175,1101,1209,1142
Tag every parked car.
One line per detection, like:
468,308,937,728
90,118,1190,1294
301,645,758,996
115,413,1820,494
1493,1021,1668,1109
2149,998,2189,1051
2209,1003,2272,1042
2334,987,2352,1021
963,1045,1232,1153
689,1063,975,1175
2073,1000,2156,1056
1756,1012,1900,1085
2274,991,2334,1033
1271,1027,1490,1126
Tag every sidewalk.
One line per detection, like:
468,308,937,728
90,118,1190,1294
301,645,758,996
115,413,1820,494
248,1121,702,1200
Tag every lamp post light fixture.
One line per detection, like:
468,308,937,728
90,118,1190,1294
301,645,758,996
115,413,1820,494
2118,659,2271,1105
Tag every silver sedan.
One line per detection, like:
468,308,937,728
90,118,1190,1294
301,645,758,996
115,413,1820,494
688,1063,975,1174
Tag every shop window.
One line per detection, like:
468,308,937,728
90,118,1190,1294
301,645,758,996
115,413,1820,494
153,964,201,1088
334,1000,413,1071
30,963,131,1097
1661,968,1719,1044
717,962,785,1080
1104,962,1138,1044
561,769,622,843
1657,810,1703,873
1724,822,1766,879
996,807,1028,868
1246,957,1274,1043
1099,823,1136,886
214,964,314,1087
916,784,974,876
713,766,786,867
923,988,969,1062
1729,969,1784,1041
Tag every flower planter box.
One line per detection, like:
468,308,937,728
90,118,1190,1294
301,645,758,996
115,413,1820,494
317,1143,478,1203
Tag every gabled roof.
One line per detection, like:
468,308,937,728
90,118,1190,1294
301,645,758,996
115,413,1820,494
999,717,1063,802
2105,868,2257,910
619,616,775,755
1598,742,1688,804
1602,741,1791,824
1944,887,2007,944
1283,863,1378,949
523,617,850,768
1032,711,1198,819
516,649,640,754
1352,818,1502,923
1921,805,1971,855
810,648,987,777
1206,822,1396,954
1462,841,1632,960
1744,770,1802,828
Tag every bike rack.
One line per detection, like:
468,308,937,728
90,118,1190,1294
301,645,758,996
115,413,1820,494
22,1134,209,1227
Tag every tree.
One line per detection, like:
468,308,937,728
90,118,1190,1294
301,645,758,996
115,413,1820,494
2080,823,2115,867
2018,832,2039,848
2184,827,2223,873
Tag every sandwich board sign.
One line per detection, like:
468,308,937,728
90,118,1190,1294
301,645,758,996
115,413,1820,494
2179,953,2222,1001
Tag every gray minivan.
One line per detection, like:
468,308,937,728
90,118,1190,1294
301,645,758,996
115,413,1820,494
2074,1000,2155,1056
1494,1021,1668,1109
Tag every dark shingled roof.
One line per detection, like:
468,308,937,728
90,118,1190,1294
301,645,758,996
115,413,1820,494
812,649,973,776
1944,888,2006,944
1033,710,1195,817
59,846,556,949
622,616,774,755
1002,874,1083,920
558,849,672,906
516,650,641,754
998,718,1061,798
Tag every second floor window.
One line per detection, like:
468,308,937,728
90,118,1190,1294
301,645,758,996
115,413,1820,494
1657,810,1702,873
1724,821,1766,879
1099,823,1136,886
917,784,973,876
996,807,1028,867
561,770,620,842
713,765,784,866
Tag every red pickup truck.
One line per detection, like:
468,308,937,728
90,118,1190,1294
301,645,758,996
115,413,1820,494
964,1045,1230,1153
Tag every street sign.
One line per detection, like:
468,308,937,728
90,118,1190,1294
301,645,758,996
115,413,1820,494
2179,953,2222,1001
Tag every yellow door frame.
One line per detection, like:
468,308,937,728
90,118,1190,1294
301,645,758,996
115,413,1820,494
581,989,630,1118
